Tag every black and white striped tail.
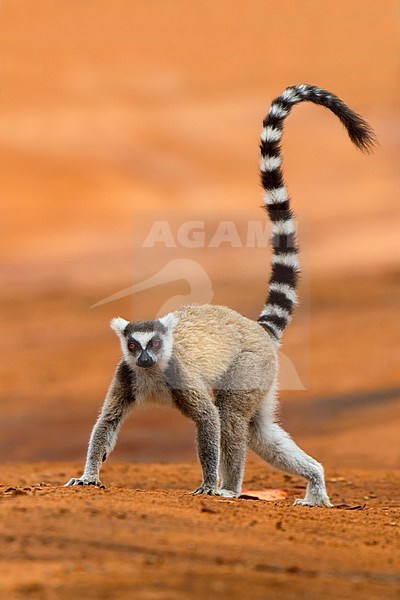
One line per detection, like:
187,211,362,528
257,84,376,344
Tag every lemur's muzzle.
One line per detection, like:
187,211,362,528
137,350,155,369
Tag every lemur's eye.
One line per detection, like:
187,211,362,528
128,342,136,352
152,339,161,350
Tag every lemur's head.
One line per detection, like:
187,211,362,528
110,316,175,370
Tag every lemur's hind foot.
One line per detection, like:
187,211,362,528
293,497,333,508
294,483,333,507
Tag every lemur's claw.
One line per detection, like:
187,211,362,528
192,486,239,498
65,477,105,489
87,481,106,489
192,484,218,496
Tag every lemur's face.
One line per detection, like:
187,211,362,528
126,333,163,369
110,317,172,370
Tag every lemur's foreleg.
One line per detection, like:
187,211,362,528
66,361,136,488
214,352,272,498
217,410,248,498
173,391,220,494
164,359,221,495
187,397,220,495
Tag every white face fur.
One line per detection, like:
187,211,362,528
110,314,177,371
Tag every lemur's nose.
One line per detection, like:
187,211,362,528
137,352,154,368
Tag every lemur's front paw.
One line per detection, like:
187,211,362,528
215,488,239,498
65,477,105,489
192,484,218,496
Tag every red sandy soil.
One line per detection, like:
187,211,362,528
1,461,399,600
0,1,399,598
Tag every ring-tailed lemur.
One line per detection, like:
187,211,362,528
66,84,375,506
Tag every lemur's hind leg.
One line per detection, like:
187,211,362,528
249,402,332,507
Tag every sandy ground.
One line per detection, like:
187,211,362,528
1,461,400,600
0,0,399,597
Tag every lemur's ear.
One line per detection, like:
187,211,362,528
110,317,129,335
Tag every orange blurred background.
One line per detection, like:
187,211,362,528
0,1,399,467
